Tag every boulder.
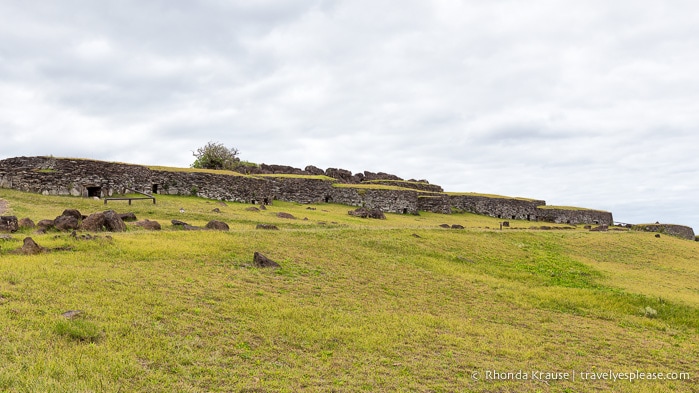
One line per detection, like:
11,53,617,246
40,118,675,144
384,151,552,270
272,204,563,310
253,252,281,268
439,224,451,228
276,212,295,219
348,207,386,219
451,224,465,229
81,210,126,232
53,215,79,231
256,224,279,230
205,220,229,231
61,209,82,221
245,207,260,212
19,218,35,229
135,219,161,230
171,219,201,230
304,165,325,175
0,216,19,232
325,168,355,183
118,212,137,222
171,219,189,227
37,219,55,230
20,237,45,255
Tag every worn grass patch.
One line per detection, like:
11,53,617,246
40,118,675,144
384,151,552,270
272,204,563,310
0,188,697,392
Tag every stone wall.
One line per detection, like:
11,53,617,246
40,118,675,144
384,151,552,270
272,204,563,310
418,194,452,214
535,207,613,226
328,187,419,214
0,156,624,225
0,156,152,197
449,194,544,221
632,224,695,240
150,170,274,203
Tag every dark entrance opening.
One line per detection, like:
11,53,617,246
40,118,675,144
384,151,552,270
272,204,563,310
87,186,102,198
512,215,516,220
402,208,408,214
526,215,531,221
152,184,159,194
324,195,332,203
263,197,269,205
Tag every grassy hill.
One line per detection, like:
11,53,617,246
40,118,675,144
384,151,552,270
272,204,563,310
0,188,697,392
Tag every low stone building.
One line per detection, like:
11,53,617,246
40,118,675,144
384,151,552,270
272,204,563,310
0,156,624,226
632,224,695,240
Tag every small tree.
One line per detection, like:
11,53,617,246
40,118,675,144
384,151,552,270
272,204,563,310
191,141,240,170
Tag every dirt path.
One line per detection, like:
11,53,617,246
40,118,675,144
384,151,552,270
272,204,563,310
0,199,8,215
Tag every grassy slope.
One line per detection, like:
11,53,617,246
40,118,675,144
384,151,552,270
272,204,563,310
0,189,698,392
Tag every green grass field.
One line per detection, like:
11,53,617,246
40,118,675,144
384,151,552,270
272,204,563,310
0,188,697,392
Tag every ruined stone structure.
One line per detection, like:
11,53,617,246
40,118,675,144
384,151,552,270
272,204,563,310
450,194,545,221
0,156,620,225
535,206,613,226
632,224,696,240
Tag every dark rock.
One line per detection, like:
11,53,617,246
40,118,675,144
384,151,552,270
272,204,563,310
306,207,316,210
655,234,661,238
118,212,137,222
82,210,126,232
135,219,161,230
205,220,229,231
325,168,355,183
37,219,55,230
20,237,45,254
171,220,201,230
256,224,279,230
304,165,325,175
19,217,35,229
0,216,19,232
277,212,295,219
348,207,386,219
502,221,510,227
259,204,267,210
61,209,82,220
53,215,79,231
584,225,592,230
104,210,127,232
439,224,451,228
253,252,281,268
412,233,422,238
245,207,260,212
590,225,608,232
212,208,221,213
451,224,465,229
362,171,403,181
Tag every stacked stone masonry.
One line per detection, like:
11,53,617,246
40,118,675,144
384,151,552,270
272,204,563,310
0,156,621,226
631,224,695,240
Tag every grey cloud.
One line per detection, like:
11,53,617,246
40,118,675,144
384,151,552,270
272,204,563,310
1,0,698,229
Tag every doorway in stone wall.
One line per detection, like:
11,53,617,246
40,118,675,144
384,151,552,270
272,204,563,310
86,186,102,197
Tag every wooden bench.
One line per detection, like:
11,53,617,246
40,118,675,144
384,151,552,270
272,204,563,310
103,189,156,205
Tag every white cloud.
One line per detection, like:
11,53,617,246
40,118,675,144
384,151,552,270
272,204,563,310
0,0,697,229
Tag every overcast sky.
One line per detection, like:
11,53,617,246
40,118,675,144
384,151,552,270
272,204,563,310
1,1,698,230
